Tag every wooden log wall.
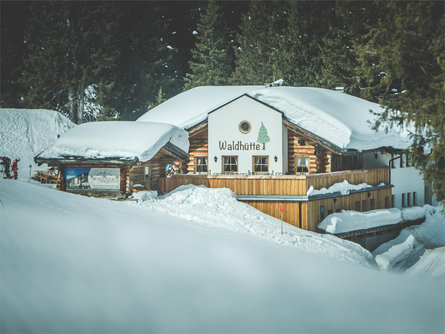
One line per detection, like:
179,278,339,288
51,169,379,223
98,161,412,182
307,187,392,231
287,128,317,174
120,165,130,194
186,125,208,174
243,201,309,230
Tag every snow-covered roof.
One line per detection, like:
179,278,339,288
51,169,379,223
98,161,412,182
137,86,411,151
37,121,189,162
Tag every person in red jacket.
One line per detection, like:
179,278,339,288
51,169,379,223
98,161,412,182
11,158,19,180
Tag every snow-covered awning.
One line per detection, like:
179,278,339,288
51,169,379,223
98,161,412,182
35,121,189,165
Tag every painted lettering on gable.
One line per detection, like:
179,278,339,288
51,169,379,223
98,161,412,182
219,140,262,151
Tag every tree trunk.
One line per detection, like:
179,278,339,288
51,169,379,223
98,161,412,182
68,88,77,124
77,88,84,124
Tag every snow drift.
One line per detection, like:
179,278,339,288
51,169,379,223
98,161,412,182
0,108,74,180
1,180,444,333
373,205,445,272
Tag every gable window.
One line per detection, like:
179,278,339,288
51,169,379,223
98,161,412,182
253,156,268,173
195,156,208,174
296,157,309,173
223,156,238,173
239,120,251,134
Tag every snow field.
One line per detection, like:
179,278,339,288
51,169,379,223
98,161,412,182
132,185,376,267
1,180,444,333
0,108,74,180
373,205,445,272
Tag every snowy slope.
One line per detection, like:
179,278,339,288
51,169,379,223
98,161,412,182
131,185,375,267
0,108,74,180
137,86,411,151
373,205,445,272
39,121,189,161
1,180,444,333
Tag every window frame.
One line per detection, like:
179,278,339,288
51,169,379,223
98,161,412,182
222,155,238,174
296,157,309,173
252,155,269,174
194,156,208,174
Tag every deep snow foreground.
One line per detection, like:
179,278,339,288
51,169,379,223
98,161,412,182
132,185,375,267
1,181,444,333
0,108,74,180
373,205,445,272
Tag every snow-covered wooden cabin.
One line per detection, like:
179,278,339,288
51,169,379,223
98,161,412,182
137,86,428,231
35,121,189,197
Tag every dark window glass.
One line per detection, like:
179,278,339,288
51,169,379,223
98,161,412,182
223,156,238,173
254,156,268,173
297,157,309,173
195,157,208,173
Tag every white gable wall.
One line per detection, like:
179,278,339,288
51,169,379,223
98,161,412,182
362,152,425,208
208,96,284,174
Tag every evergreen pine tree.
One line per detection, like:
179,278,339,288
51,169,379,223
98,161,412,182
356,1,445,202
20,1,119,124
183,0,233,90
231,1,287,85
316,2,373,96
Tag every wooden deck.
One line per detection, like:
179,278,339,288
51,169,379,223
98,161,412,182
159,168,389,196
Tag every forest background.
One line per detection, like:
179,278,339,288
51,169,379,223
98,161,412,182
1,0,444,201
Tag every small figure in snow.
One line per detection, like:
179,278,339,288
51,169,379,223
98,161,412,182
0,156,12,179
11,158,19,180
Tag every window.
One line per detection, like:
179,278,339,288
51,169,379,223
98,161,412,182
413,192,417,206
406,154,410,167
144,166,151,176
253,156,268,173
223,156,238,173
238,120,251,134
370,198,375,210
400,154,404,168
195,156,208,173
362,200,367,212
355,201,361,211
385,196,391,208
320,205,325,221
402,193,406,208
296,157,309,173
407,192,411,207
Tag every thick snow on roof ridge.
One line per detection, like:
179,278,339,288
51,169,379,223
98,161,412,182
251,87,410,150
39,121,189,161
137,86,263,128
137,86,411,151
250,87,352,148
0,108,74,180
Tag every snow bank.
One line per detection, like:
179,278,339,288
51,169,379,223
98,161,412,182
373,205,445,272
307,180,376,197
318,208,402,234
318,204,427,234
135,184,377,267
39,121,189,161
405,247,445,279
1,180,444,333
0,108,74,180
132,190,158,202
137,86,411,150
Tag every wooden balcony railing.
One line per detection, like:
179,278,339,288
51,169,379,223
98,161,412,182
159,167,389,196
